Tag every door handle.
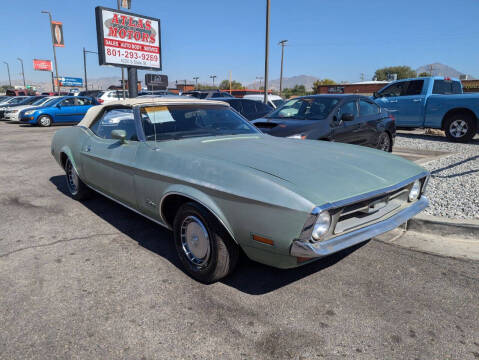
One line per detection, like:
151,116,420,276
389,100,398,103
84,145,91,153
412,99,422,102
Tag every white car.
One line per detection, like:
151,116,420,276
4,97,58,121
243,94,284,108
97,90,129,104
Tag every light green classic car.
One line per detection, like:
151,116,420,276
51,97,429,283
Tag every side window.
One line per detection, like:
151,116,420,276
339,100,358,118
359,100,379,116
433,80,462,95
89,108,137,141
378,83,403,97
256,102,271,113
76,97,92,105
60,98,76,107
242,100,256,114
403,80,424,96
228,100,243,113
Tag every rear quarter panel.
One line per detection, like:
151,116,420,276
424,94,479,128
51,126,90,175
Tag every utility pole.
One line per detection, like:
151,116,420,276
17,58,26,89
278,40,287,97
209,75,216,87
193,76,199,89
83,48,98,91
263,0,271,104
2,61,11,87
360,73,365,82
41,10,60,95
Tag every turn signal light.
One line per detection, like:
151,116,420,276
252,234,274,246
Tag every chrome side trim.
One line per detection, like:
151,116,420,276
85,184,171,230
159,191,238,245
291,196,429,258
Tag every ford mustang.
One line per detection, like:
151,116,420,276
51,97,429,283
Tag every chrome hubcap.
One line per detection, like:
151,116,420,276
180,216,210,268
450,120,468,138
66,161,79,195
40,116,50,126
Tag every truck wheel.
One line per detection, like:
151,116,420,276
173,202,239,283
444,113,476,142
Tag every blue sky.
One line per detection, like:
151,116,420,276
1,0,479,86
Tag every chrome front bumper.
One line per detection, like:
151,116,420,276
290,196,429,258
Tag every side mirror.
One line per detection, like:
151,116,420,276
111,129,127,143
341,113,355,122
56,104,62,108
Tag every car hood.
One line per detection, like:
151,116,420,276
252,117,325,137
8,104,39,111
158,134,426,206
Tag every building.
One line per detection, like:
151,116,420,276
316,81,388,95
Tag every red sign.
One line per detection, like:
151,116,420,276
33,59,52,72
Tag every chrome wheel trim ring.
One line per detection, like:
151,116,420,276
378,133,390,151
66,160,79,195
180,215,211,268
39,116,51,127
449,120,468,138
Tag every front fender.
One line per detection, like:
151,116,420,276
160,184,236,243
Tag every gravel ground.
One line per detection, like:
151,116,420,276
395,130,479,219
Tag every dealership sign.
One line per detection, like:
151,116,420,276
57,77,83,87
33,59,52,72
51,21,64,47
95,6,161,70
145,74,168,88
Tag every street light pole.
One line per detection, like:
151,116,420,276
278,40,287,97
263,0,270,104
209,75,216,87
193,76,199,89
2,62,11,87
256,76,263,89
17,58,26,89
83,48,98,92
41,10,60,95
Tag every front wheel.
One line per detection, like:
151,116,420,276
37,115,52,127
173,202,239,283
376,132,392,152
64,158,91,201
444,114,476,142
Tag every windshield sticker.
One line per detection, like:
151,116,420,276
144,106,175,124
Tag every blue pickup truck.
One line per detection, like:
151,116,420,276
373,77,479,142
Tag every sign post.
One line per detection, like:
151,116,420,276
95,6,161,98
41,11,63,95
33,59,54,92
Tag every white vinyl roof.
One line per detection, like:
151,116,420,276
78,97,230,128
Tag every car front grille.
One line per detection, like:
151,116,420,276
333,186,411,235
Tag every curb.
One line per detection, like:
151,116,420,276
408,214,479,240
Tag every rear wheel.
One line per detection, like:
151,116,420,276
64,158,91,201
37,115,52,127
376,132,392,152
444,113,476,142
173,202,239,283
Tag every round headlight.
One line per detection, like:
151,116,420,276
311,211,331,241
408,180,421,202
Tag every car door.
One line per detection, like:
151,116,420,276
75,97,94,122
332,99,362,144
376,80,425,127
358,99,382,146
81,107,139,207
53,98,77,123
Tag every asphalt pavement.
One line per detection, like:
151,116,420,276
1,122,478,360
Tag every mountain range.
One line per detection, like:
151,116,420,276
415,63,474,79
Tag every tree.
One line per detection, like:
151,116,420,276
282,84,307,99
418,72,431,77
374,66,417,81
219,79,243,90
195,84,217,90
312,79,337,93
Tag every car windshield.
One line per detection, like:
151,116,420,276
8,97,28,104
32,97,50,105
266,97,339,120
41,98,59,107
140,104,259,141
272,99,284,107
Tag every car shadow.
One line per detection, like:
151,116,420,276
397,131,479,145
50,175,367,295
